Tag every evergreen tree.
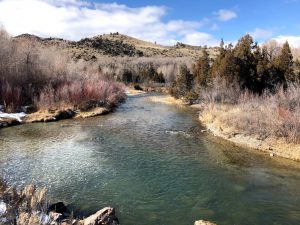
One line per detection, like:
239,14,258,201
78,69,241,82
218,50,239,85
193,48,211,87
211,39,227,78
275,41,294,83
171,65,194,98
234,34,257,90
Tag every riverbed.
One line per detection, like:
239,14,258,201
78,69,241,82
1,93,300,225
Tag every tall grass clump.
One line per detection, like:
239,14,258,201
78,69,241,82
0,179,49,225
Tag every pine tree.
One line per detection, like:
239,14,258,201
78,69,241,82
193,48,211,87
218,50,239,85
275,41,294,82
234,34,257,90
211,39,227,78
172,64,194,98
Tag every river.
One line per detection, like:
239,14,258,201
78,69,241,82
1,93,300,225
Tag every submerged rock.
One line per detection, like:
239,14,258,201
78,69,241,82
82,207,119,225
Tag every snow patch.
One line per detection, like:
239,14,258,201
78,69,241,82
0,112,26,122
0,201,6,217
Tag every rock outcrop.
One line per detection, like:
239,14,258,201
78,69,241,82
82,207,119,225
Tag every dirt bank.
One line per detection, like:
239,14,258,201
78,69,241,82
199,109,300,161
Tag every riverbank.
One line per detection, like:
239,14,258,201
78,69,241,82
199,104,300,161
0,107,111,129
153,93,300,162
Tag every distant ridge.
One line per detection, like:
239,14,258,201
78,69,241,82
14,32,220,60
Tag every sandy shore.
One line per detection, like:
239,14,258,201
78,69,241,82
148,95,187,105
125,88,147,96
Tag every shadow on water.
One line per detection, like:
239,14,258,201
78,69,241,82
1,93,300,225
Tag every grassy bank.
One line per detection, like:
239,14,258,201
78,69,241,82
199,85,300,161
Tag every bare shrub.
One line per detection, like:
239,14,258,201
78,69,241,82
35,80,125,110
0,28,125,112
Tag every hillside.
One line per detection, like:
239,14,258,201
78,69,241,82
14,33,219,60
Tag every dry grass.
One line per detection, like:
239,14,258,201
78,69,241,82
200,84,300,144
0,179,49,225
148,95,186,105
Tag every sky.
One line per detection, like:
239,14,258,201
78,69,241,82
0,0,299,47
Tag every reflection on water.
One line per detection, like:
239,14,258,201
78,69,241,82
1,94,300,225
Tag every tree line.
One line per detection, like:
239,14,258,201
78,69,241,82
171,34,300,101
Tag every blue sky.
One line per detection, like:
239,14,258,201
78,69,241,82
0,0,299,46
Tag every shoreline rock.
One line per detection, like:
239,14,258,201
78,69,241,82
81,207,119,225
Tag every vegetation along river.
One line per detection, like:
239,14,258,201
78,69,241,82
1,93,300,225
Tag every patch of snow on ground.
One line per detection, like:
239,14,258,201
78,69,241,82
0,112,26,122
0,201,6,217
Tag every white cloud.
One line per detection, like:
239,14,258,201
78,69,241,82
215,9,237,22
210,23,219,31
181,32,220,46
273,35,300,48
250,28,273,39
0,0,219,46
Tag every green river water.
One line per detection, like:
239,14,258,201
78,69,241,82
1,93,300,225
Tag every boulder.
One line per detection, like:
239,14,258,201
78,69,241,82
83,207,119,225
49,211,63,223
48,202,68,214
194,220,217,225
55,109,76,120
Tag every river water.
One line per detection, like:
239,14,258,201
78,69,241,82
1,94,300,225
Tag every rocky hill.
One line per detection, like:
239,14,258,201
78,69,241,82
14,33,219,60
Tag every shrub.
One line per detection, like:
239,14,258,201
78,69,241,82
201,82,300,144
0,28,125,112
35,81,126,110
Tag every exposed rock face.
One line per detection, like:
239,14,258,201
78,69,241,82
194,220,217,225
82,207,119,225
